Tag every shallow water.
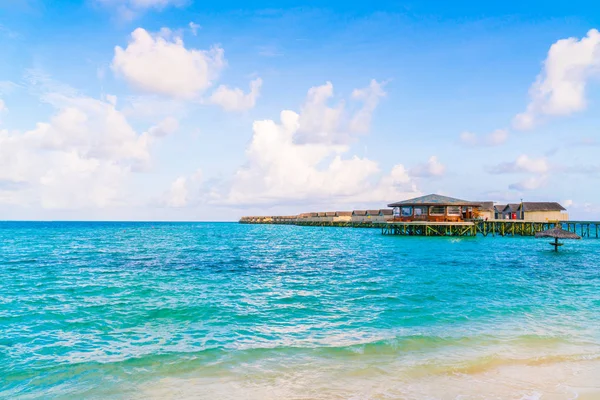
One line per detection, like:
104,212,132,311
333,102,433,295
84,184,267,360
1,222,599,399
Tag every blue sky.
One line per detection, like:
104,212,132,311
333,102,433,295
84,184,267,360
1,0,600,220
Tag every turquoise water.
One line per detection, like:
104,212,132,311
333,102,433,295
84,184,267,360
1,222,600,399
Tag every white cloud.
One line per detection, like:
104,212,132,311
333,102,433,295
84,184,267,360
209,78,262,112
409,156,446,178
294,80,386,145
349,79,386,133
563,199,574,208
459,129,508,147
161,169,203,208
0,78,175,209
164,176,188,207
513,29,600,130
112,28,225,99
224,82,418,207
147,116,179,137
121,95,187,121
509,176,548,191
189,22,200,36
488,155,549,174
0,99,6,112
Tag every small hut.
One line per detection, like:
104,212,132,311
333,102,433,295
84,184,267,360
333,211,352,222
303,212,319,222
366,210,381,222
352,210,368,223
519,202,568,222
379,209,394,222
325,212,337,222
501,204,520,220
316,212,329,222
388,194,481,222
473,201,494,220
494,205,506,220
535,226,581,251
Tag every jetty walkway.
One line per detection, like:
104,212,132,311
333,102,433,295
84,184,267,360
239,218,600,238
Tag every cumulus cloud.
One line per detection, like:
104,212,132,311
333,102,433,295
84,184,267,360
147,116,179,137
409,156,446,178
487,155,550,174
224,82,419,207
164,176,188,207
294,80,386,145
508,176,548,191
459,129,508,147
513,29,600,130
161,169,203,208
112,28,225,99
349,79,386,133
209,78,262,112
0,76,174,209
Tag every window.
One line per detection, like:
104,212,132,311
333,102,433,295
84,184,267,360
401,206,413,217
429,206,445,216
447,206,461,216
414,206,427,216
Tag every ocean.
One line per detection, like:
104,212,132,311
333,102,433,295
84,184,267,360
1,222,599,399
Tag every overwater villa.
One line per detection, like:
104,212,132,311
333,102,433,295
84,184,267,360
240,194,569,226
388,194,483,222
519,202,568,221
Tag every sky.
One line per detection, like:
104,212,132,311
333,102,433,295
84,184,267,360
1,0,600,221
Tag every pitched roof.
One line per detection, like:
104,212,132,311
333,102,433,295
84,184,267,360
388,194,475,207
503,204,520,213
495,204,507,212
366,210,380,215
473,201,494,211
379,209,394,215
520,202,566,212
353,210,367,216
336,211,352,216
325,212,337,217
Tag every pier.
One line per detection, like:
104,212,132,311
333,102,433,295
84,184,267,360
239,194,598,238
239,218,600,238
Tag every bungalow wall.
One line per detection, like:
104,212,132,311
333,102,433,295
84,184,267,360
333,212,352,222
523,211,569,222
479,210,495,220
365,210,384,222
352,212,368,223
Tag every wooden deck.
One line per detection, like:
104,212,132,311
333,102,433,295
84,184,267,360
240,218,600,238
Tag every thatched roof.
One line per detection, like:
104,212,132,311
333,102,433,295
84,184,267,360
535,226,581,239
325,212,337,217
336,211,352,216
317,212,327,217
388,194,477,207
353,210,367,216
379,209,394,215
520,202,566,212
366,210,380,215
